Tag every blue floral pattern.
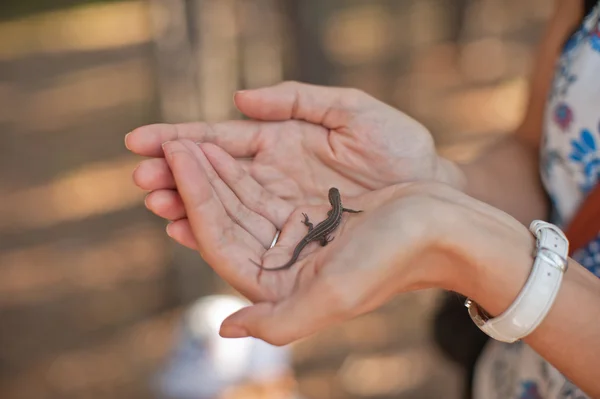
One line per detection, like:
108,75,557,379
568,128,600,193
550,2,600,100
590,24,600,52
519,381,542,399
572,233,600,277
559,380,592,399
553,103,574,131
550,61,577,100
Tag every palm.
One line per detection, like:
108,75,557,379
229,195,390,303
128,82,438,206
127,82,447,250
160,137,408,304
160,140,442,346
246,110,436,205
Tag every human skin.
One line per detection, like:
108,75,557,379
157,138,600,398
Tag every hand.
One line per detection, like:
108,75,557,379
126,81,464,249
159,138,509,346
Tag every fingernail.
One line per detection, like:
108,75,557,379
165,222,173,237
161,141,172,156
131,164,139,181
219,325,249,338
233,90,246,102
124,132,131,150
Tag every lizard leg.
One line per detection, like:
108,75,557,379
301,213,314,232
320,235,334,246
342,207,362,214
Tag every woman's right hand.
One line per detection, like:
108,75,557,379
126,81,464,249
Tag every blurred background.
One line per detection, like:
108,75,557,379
0,0,554,398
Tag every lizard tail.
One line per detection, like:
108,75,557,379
248,258,294,272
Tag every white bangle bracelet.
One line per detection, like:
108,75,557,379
464,220,569,343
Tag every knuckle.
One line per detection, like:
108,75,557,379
403,181,448,198
247,321,291,347
232,166,247,184
255,188,273,213
280,80,300,90
231,201,249,225
261,334,290,347
341,88,369,108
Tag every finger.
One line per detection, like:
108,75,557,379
219,278,349,346
133,158,175,191
234,81,368,127
126,120,265,158
166,219,198,250
132,154,253,192
201,142,294,227
162,139,265,299
145,189,186,220
256,206,336,273
178,140,278,249
237,158,252,175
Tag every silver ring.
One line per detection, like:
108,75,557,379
269,230,280,249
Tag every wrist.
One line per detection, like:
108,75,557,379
438,209,536,317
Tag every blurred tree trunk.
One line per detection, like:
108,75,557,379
281,0,333,85
147,0,201,123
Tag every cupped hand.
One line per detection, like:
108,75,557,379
161,138,475,346
127,81,463,250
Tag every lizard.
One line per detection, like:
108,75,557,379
250,187,362,271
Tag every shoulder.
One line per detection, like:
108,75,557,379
514,0,589,149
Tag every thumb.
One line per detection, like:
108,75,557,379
233,81,369,128
219,280,349,346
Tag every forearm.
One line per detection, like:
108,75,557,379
526,263,600,397
480,261,600,397
442,135,550,225
447,217,600,397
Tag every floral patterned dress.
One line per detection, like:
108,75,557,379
472,2,600,398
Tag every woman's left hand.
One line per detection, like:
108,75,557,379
161,139,533,346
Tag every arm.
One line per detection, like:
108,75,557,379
448,0,585,224
159,139,598,395
443,211,600,398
